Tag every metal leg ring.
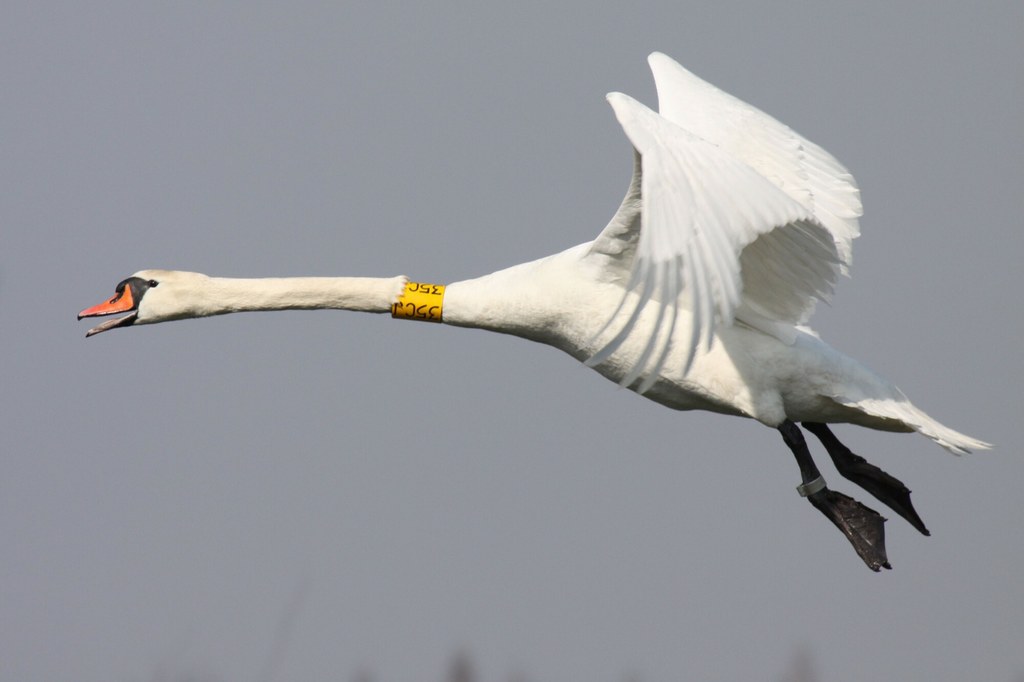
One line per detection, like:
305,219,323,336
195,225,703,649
796,476,826,497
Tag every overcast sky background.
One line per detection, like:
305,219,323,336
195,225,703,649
3,2,1023,681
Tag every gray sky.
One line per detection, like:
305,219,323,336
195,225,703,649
4,2,1023,681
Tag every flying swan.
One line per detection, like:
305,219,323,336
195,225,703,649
80,53,989,570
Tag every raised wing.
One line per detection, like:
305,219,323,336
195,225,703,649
649,52,861,275
588,55,861,392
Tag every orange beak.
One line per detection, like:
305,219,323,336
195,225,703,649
78,285,136,319
79,284,139,337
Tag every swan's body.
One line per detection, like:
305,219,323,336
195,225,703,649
444,244,977,451
80,54,988,569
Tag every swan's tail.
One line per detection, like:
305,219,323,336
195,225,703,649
834,394,991,455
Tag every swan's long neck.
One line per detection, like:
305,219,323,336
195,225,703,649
140,272,409,323
202,276,408,314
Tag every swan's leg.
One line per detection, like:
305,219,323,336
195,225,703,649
778,420,891,571
802,422,929,536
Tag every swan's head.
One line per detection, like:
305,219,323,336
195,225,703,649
78,270,211,336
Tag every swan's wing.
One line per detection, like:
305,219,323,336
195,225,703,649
587,93,836,391
648,52,862,276
587,56,861,392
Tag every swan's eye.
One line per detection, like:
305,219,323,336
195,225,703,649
148,279,159,287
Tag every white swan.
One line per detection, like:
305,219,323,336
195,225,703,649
80,53,988,570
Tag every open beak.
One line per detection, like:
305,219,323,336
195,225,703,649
78,285,138,337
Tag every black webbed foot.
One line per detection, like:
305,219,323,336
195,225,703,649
806,488,891,571
803,422,929,536
778,420,893,571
